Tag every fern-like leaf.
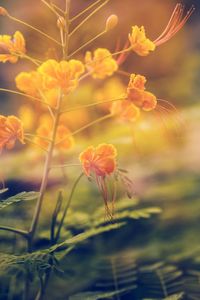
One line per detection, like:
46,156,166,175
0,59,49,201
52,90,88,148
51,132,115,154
0,191,38,210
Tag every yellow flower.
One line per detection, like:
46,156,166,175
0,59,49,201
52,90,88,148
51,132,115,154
38,59,85,93
85,48,118,79
0,31,26,63
0,115,24,152
15,71,43,98
128,26,156,56
129,5,194,56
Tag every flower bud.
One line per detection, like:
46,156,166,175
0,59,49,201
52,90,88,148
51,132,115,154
105,14,118,32
57,16,66,30
0,7,8,16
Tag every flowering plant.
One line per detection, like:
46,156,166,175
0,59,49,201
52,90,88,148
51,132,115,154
0,1,194,299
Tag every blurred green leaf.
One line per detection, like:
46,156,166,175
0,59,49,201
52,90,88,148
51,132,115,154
0,192,38,210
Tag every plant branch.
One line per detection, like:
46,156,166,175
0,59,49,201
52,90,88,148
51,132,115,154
8,14,62,46
0,225,28,237
69,0,109,37
54,173,84,242
55,113,113,146
70,0,105,22
60,96,125,114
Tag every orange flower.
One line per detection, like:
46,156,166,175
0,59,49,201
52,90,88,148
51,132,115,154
35,119,74,152
85,48,118,79
0,31,26,63
110,74,156,122
129,4,194,56
0,115,24,152
79,143,117,177
79,144,117,219
38,59,85,93
127,74,157,111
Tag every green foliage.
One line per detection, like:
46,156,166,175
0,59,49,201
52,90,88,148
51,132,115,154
0,192,38,210
51,222,126,252
0,188,8,194
69,288,135,300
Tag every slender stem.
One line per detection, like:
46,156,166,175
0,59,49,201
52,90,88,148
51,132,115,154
27,0,71,252
68,30,106,58
50,163,80,169
22,54,41,66
56,113,113,146
60,96,125,114
24,137,48,152
54,173,83,242
8,14,62,46
0,88,53,108
41,0,60,17
52,3,65,15
70,0,104,22
25,133,52,142
64,0,71,57
28,95,61,251
111,47,132,58
69,0,109,37
0,225,28,237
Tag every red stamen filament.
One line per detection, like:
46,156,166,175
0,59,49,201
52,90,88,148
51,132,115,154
154,3,195,46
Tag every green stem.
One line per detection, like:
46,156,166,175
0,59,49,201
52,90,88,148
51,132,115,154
28,95,62,251
54,173,83,242
0,225,28,237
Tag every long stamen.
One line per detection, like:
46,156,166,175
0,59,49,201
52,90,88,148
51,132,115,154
154,3,182,43
154,4,195,46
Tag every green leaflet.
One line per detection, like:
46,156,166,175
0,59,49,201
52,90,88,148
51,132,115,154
0,191,39,210
69,287,136,300
50,222,126,252
0,188,8,194
0,222,126,276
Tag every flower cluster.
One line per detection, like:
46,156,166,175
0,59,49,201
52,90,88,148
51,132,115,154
0,2,194,217
16,59,85,104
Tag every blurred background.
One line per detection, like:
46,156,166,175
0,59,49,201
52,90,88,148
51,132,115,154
0,0,200,299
